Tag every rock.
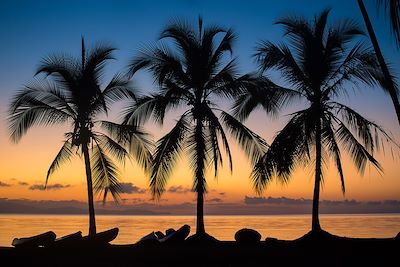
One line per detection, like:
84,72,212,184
160,225,190,243
234,228,261,243
165,228,176,236
137,231,159,245
155,231,165,239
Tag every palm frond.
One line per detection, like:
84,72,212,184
123,93,181,125
220,111,268,165
202,104,232,175
84,42,115,82
209,28,236,68
100,121,154,172
323,43,381,97
321,116,346,193
94,134,129,164
103,73,137,103
150,114,189,199
46,140,74,186
232,75,302,121
336,122,383,174
255,41,310,93
9,95,72,143
36,54,79,91
333,102,394,153
205,58,238,97
160,18,197,62
9,79,75,116
250,110,313,194
91,143,122,204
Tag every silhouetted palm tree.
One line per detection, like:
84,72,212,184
126,18,268,237
9,38,152,236
235,10,393,232
357,0,400,125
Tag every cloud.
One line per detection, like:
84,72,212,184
0,181,11,187
219,192,226,196
29,183,71,191
1,197,400,215
119,182,146,194
18,182,29,186
207,198,223,203
167,185,192,194
244,196,365,207
244,196,312,205
383,200,400,205
321,199,360,206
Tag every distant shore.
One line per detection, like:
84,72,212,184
2,198,400,216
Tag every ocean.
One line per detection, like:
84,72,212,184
0,214,399,246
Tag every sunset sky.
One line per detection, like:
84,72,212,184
0,0,399,214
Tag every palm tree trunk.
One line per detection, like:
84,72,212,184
312,118,322,232
358,0,400,126
196,190,205,234
195,117,206,235
82,143,96,236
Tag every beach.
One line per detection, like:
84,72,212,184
1,232,398,266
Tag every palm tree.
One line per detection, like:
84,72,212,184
357,0,400,125
8,38,152,236
234,10,393,232
125,18,268,238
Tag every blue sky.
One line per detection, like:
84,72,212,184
0,0,397,96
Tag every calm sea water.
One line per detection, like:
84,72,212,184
0,214,399,246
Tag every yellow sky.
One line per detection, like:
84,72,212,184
1,99,399,205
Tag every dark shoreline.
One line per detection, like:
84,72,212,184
1,234,399,267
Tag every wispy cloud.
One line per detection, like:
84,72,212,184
119,182,146,194
167,185,192,194
18,182,29,186
207,198,223,203
29,183,71,191
244,196,312,205
0,181,11,187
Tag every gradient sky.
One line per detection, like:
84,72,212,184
0,0,399,213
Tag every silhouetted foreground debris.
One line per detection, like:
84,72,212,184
234,228,262,243
1,231,398,267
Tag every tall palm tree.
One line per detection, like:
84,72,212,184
126,18,268,237
234,10,393,232
357,0,400,125
8,38,152,236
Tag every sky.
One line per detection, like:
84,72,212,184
0,0,399,215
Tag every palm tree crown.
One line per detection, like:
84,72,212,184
9,38,152,235
234,9,393,231
126,18,267,235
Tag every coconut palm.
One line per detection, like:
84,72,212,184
234,9,393,232
357,0,400,125
126,18,268,237
8,38,152,236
